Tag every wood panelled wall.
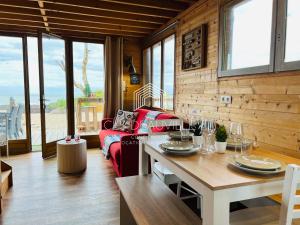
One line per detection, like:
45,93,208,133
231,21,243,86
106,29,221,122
123,39,142,111
175,0,300,157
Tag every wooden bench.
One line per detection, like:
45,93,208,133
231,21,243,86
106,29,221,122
116,175,202,225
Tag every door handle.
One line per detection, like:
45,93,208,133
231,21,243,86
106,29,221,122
41,95,50,110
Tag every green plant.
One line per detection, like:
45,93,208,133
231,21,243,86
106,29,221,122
191,121,202,136
215,125,228,142
48,99,66,110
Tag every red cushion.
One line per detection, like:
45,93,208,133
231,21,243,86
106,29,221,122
133,108,150,133
133,108,177,133
153,113,178,132
99,129,128,148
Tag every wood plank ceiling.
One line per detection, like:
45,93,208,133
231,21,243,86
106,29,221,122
0,0,196,39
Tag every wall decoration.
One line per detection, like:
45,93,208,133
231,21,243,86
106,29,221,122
182,23,208,70
130,73,140,84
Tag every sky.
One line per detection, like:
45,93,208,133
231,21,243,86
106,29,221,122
228,0,299,69
0,36,104,105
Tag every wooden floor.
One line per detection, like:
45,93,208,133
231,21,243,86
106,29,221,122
0,150,120,225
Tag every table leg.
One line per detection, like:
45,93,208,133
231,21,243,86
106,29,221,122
93,108,97,130
85,108,90,131
139,138,149,175
202,190,230,225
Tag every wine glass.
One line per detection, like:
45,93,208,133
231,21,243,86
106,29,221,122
207,120,216,152
200,119,216,154
229,122,243,154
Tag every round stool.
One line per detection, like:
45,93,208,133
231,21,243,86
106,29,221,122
57,139,87,174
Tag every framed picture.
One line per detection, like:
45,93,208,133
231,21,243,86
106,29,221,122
182,23,208,71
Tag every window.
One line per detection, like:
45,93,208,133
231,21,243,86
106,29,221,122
219,0,300,77
284,0,300,63
0,36,27,140
276,0,300,71
73,42,104,136
152,42,162,108
144,34,175,110
163,36,175,111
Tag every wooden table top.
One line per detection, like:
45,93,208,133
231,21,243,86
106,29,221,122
144,135,300,190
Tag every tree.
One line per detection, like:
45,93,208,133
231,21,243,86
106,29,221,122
58,43,92,97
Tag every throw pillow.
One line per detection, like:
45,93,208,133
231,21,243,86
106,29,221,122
112,110,138,132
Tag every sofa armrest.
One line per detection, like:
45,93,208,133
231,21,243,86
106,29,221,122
119,134,147,177
101,118,114,130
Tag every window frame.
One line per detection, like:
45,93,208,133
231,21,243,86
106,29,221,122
218,0,278,77
275,0,300,71
144,34,176,111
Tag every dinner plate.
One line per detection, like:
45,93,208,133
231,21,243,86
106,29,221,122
227,139,252,150
234,155,282,170
160,141,194,151
168,131,194,140
228,157,286,175
160,144,199,155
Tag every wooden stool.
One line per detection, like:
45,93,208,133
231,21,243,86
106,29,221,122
57,139,87,174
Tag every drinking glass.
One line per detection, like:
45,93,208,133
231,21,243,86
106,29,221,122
241,139,253,155
180,128,190,142
229,122,243,154
65,135,72,143
74,134,80,142
200,119,216,154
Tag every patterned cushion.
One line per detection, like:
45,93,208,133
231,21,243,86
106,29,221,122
112,110,138,132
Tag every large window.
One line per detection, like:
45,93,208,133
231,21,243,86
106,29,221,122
163,36,175,111
219,0,300,76
152,42,162,108
73,42,104,136
0,36,27,141
143,34,175,110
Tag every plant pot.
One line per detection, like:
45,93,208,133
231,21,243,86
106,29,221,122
215,141,227,153
193,136,203,147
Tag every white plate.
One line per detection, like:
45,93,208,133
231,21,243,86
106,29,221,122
234,155,282,170
228,157,286,175
168,131,194,140
227,139,252,150
160,141,194,151
160,144,199,155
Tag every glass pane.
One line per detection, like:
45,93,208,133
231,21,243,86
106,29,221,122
285,0,300,62
73,42,104,135
0,36,26,140
143,48,151,85
27,37,42,150
152,42,161,108
163,35,175,110
223,0,273,70
43,37,67,143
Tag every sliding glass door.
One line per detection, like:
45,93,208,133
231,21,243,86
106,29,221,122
72,41,104,137
0,35,30,155
38,33,68,158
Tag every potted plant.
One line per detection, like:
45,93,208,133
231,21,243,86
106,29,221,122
215,125,228,153
191,121,203,146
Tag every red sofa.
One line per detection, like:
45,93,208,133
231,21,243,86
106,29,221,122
99,108,177,177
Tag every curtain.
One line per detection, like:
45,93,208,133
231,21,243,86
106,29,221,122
104,36,123,118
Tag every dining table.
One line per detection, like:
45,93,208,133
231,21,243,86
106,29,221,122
138,134,300,225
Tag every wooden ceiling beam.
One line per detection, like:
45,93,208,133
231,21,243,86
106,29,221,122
0,13,154,35
0,2,168,24
30,0,177,18
37,0,50,32
0,8,160,30
48,19,152,34
0,19,145,37
94,0,189,12
50,26,144,38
